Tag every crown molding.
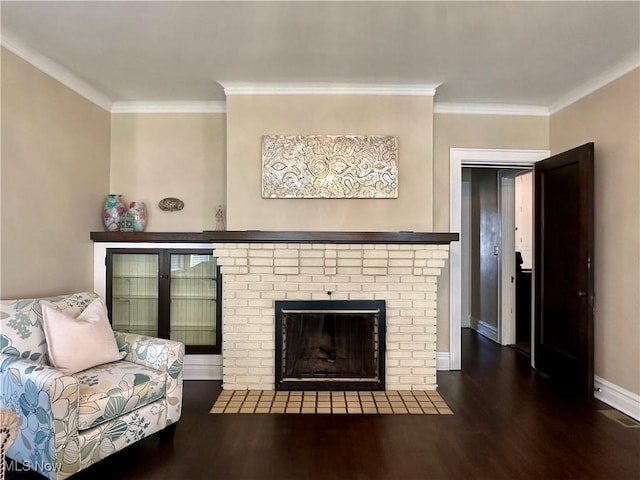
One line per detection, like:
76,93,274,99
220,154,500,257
220,82,440,96
111,101,226,113
549,52,640,115
434,102,549,116
3,26,636,118
1,30,113,112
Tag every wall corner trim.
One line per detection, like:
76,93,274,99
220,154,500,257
184,354,222,381
220,81,440,96
471,319,499,343
434,103,549,116
1,30,113,111
549,53,640,115
594,375,640,422
436,352,451,371
111,101,227,114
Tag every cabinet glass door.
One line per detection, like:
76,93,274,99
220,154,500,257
169,253,217,349
110,253,159,337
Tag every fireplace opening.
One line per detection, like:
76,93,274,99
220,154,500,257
275,300,386,391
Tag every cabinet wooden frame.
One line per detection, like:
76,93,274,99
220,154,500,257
105,248,222,354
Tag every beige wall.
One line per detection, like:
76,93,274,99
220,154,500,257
226,95,434,231
433,114,550,230
110,113,226,231
433,113,550,349
550,68,640,396
0,49,111,299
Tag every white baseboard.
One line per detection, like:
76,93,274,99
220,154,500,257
184,354,222,380
594,375,640,421
436,352,451,371
471,318,499,343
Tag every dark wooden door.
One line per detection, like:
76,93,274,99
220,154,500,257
534,143,594,395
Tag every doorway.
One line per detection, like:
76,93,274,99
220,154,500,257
461,167,531,348
449,149,550,370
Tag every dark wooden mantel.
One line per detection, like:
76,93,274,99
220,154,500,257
90,231,459,244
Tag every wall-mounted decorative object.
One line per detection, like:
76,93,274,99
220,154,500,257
214,205,226,230
261,135,398,199
102,194,127,231
158,197,184,212
128,201,148,232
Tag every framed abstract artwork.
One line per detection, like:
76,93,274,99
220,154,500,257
261,135,398,198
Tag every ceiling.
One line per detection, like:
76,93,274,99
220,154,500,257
1,1,639,110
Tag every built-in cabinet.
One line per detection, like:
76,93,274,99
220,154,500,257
92,237,224,379
106,248,221,354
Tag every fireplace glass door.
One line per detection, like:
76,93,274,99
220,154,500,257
275,300,385,390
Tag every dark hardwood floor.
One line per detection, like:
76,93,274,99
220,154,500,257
7,329,640,479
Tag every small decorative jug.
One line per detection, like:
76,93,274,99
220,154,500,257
103,194,126,231
128,201,148,232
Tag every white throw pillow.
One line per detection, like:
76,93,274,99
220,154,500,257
42,297,124,375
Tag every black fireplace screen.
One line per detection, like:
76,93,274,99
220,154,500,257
275,300,386,390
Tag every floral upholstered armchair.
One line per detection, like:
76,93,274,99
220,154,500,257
0,292,184,479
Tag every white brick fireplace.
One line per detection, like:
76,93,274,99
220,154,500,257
213,240,450,391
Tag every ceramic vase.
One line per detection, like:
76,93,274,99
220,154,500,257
103,194,126,232
128,201,148,232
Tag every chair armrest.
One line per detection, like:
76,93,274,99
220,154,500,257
113,332,185,424
0,353,80,478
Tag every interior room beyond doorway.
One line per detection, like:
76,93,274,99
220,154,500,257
461,167,533,353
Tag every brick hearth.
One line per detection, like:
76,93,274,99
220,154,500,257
213,242,449,391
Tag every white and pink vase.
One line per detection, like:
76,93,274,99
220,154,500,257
128,201,148,232
102,194,126,231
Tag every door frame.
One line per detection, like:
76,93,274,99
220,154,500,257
499,172,517,346
449,148,549,370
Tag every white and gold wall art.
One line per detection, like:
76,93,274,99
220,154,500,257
261,135,398,198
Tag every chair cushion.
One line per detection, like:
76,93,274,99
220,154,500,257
76,360,166,430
